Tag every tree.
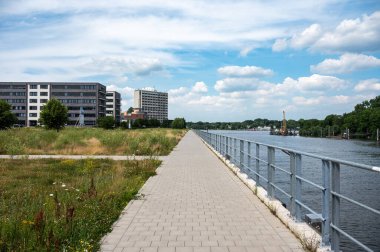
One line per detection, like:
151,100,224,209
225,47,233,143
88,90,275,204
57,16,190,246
97,116,115,129
0,100,17,130
127,107,134,114
172,118,186,129
39,98,68,132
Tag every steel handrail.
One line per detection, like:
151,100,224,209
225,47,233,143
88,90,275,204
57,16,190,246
195,130,379,252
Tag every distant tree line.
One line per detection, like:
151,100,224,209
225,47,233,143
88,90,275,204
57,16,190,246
188,96,380,140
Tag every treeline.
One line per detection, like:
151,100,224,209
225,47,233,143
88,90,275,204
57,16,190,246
188,96,380,139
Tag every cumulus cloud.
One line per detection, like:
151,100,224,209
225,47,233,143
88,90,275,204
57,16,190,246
218,65,274,77
192,81,208,93
311,53,380,74
290,24,322,49
272,11,380,53
314,11,380,52
354,79,380,92
281,74,346,92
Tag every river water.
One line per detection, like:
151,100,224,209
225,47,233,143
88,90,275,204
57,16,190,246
210,130,380,252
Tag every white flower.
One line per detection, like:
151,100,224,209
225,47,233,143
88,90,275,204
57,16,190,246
62,184,66,187
49,194,54,197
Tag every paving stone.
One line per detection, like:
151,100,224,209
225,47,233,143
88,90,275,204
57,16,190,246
100,132,304,252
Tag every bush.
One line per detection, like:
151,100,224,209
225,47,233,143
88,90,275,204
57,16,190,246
172,118,186,129
39,98,68,132
0,100,17,130
97,116,115,129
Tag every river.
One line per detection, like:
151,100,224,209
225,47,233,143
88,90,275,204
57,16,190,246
210,130,380,252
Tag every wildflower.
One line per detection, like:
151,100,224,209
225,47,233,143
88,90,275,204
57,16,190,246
65,188,68,191
52,182,56,185
49,193,54,197
62,184,66,187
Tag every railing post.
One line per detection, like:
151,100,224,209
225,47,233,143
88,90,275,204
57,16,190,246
331,161,340,252
322,160,331,246
295,153,302,221
255,144,260,184
234,138,237,164
290,152,296,217
247,142,251,174
267,147,275,198
240,140,244,168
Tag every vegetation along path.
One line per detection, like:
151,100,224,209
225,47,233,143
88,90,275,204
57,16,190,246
101,131,304,252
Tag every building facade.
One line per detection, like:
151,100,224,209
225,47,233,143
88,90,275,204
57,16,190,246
0,82,107,126
134,89,168,122
106,91,121,123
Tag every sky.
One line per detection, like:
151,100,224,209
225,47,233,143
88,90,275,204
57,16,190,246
1,0,379,122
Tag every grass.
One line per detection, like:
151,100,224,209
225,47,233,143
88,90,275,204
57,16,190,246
0,128,187,155
0,158,161,251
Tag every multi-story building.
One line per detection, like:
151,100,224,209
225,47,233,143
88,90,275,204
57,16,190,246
134,89,168,122
0,83,27,125
0,82,107,126
106,91,121,123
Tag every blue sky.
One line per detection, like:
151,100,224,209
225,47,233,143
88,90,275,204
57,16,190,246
0,0,379,121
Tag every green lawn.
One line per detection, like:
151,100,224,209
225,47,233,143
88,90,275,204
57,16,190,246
0,158,161,251
0,128,187,155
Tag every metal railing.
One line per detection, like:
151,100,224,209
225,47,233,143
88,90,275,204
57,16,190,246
195,130,380,252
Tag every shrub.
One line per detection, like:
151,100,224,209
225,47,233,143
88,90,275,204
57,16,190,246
39,98,68,132
172,118,186,129
0,100,17,130
97,116,115,129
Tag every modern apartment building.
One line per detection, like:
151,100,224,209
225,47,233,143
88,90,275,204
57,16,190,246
0,82,107,126
106,91,121,123
134,89,168,122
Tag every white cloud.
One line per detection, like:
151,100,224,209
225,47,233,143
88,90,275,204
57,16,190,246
282,74,346,91
290,24,322,49
272,38,288,52
214,78,262,92
218,65,274,77
272,11,380,53
311,53,380,74
239,47,254,57
354,79,380,92
314,11,380,52
192,81,208,93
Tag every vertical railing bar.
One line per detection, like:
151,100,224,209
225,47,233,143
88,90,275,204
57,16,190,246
290,152,296,217
322,160,331,246
295,153,302,221
256,144,260,185
247,142,251,176
240,140,244,168
267,147,275,198
331,161,341,252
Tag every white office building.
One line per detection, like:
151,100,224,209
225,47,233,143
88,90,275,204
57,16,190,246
106,91,121,123
134,89,168,122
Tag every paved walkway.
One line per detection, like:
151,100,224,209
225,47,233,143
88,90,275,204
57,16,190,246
101,131,304,252
0,155,165,161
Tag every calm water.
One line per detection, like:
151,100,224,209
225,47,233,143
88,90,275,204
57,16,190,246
211,130,380,252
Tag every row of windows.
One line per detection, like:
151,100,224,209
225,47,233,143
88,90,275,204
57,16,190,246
67,106,96,111
12,106,26,110
0,85,26,89
29,92,48,96
29,99,48,103
52,92,96,97
30,84,48,89
0,92,26,96
16,113,26,117
59,99,96,104
52,85,96,90
2,99,26,103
